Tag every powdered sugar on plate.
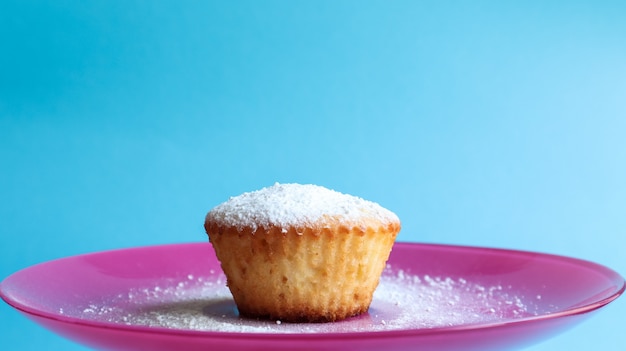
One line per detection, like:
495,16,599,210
75,267,543,334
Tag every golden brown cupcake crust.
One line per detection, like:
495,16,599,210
204,183,401,322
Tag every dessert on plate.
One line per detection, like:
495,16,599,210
204,183,400,322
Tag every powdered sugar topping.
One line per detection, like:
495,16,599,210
206,183,399,231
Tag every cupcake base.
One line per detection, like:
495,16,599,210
207,224,398,322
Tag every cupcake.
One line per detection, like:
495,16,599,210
204,183,400,322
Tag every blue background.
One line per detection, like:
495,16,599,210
1,1,624,350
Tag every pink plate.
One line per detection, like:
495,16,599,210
1,242,624,351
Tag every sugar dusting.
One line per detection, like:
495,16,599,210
75,268,543,333
206,183,400,231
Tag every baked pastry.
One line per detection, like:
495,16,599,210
204,183,400,322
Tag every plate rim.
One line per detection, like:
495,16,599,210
1,241,624,341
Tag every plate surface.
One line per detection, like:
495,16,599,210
1,242,623,351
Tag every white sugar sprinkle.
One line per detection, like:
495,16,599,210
206,183,399,231
74,268,544,334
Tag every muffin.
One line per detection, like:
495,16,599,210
204,183,401,322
